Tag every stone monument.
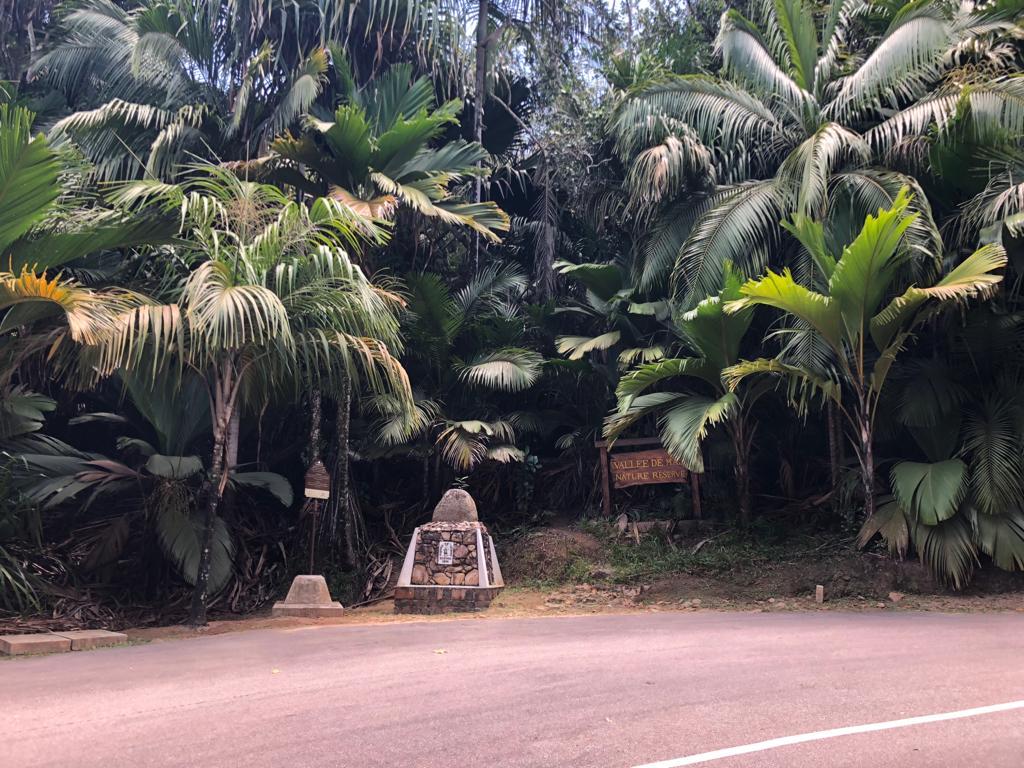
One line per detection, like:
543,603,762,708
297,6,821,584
272,574,345,618
394,489,504,614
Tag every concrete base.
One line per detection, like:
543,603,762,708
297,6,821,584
271,601,345,618
271,575,344,618
0,633,72,656
56,630,128,650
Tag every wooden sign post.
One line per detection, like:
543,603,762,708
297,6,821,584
595,437,702,518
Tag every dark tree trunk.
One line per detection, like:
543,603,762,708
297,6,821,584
328,376,356,569
731,418,753,529
826,400,840,493
472,0,489,270
533,159,557,300
221,405,241,519
189,368,235,627
856,395,876,519
309,389,323,460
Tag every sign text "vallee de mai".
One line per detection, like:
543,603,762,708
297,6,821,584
609,449,688,489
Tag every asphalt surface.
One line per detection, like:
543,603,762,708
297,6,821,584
3,611,1024,767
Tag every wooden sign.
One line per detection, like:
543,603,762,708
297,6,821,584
610,449,687,488
594,437,702,518
304,460,331,500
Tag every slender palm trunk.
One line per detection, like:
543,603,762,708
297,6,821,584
221,406,241,518
472,0,489,271
826,400,840,493
855,393,876,519
730,417,753,529
189,362,236,627
309,389,323,460
329,377,356,569
225,408,240,471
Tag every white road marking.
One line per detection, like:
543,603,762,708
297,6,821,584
633,699,1024,767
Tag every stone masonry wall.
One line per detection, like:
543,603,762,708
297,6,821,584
412,521,491,586
393,586,502,614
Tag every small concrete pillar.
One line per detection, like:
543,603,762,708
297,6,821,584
272,575,344,618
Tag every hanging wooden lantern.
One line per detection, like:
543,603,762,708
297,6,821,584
304,460,331,500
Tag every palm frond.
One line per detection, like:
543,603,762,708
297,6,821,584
970,508,1024,572
659,392,739,472
556,332,622,360
673,180,786,303
826,3,951,121
0,104,61,254
856,498,909,556
457,348,544,392
871,243,1006,350
911,514,977,589
717,9,812,108
891,459,967,525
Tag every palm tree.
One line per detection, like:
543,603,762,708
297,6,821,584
267,63,510,241
100,167,412,625
10,370,294,598
858,273,1024,587
604,264,761,526
554,258,670,372
612,0,1024,298
0,103,169,402
368,262,542,486
32,0,465,180
725,189,1006,520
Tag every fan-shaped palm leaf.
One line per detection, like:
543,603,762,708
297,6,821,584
891,459,967,525
457,348,544,392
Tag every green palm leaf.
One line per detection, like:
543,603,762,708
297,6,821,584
556,331,622,360
659,392,739,472
911,514,977,589
616,358,717,407
0,105,61,255
673,180,786,302
155,503,234,592
970,509,1024,572
723,358,839,412
717,9,811,107
891,459,968,525
728,269,842,350
963,394,1024,517
827,3,950,121
871,243,1007,349
772,0,819,90
828,187,917,343
856,499,909,557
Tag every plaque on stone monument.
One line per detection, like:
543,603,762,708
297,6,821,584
437,541,454,565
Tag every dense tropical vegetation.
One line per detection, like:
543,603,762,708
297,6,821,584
2,0,1023,625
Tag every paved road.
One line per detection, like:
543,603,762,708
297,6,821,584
3,611,1024,767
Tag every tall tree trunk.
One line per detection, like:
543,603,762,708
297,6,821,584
221,405,241,519
309,389,323,460
534,159,557,300
189,363,236,627
856,394,876,520
225,407,240,470
329,376,356,569
339,378,356,568
472,0,489,271
731,418,752,529
826,400,840,493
